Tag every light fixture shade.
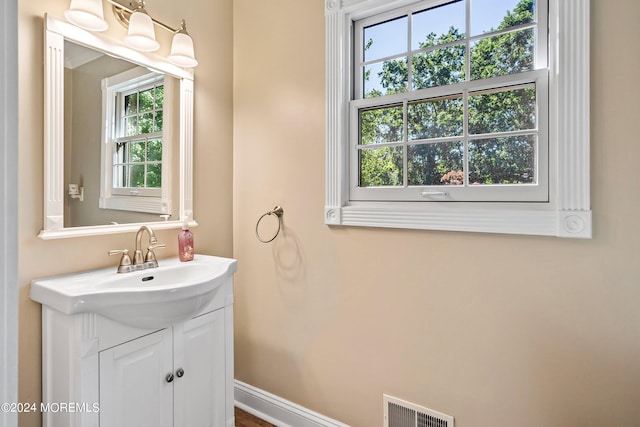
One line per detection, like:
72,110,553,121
168,33,198,68
64,0,108,32
125,11,159,52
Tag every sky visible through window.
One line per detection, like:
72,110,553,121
364,0,528,62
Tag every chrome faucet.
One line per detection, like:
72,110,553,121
109,225,165,273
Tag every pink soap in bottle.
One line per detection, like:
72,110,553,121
178,217,194,262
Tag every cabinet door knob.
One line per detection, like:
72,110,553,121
165,373,174,383
176,368,184,378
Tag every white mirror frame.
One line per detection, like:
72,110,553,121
39,15,195,239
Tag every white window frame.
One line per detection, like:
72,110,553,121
99,67,172,215
325,0,591,238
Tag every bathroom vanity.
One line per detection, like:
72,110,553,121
34,11,233,426
31,255,237,427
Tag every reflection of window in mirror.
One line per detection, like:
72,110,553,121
113,77,163,196
100,67,172,215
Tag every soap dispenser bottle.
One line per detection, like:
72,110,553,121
178,217,194,262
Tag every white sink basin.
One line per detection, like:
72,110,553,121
30,255,237,329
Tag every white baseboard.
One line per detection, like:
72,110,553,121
234,380,350,427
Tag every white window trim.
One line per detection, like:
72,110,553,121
99,67,172,215
325,0,591,238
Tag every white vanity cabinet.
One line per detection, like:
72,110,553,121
99,328,174,427
99,309,226,427
38,264,235,427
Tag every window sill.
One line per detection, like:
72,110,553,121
324,204,592,238
100,196,169,215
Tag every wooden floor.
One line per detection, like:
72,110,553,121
234,407,276,427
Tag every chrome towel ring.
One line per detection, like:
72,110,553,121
255,206,284,243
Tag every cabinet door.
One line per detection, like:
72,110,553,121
99,328,174,427
173,309,226,427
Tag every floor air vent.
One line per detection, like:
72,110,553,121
384,395,454,427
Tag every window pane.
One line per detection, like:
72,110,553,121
130,141,145,163
408,96,463,140
363,16,408,62
468,135,536,184
359,105,404,145
364,62,384,98
469,86,536,135
125,116,138,136
470,28,534,80
359,146,403,187
139,88,154,112
412,45,465,89
129,165,145,187
139,112,154,134
147,139,162,162
154,85,164,109
412,1,465,50
146,163,162,188
154,111,163,132
124,93,137,115
471,0,535,36
408,142,463,186
364,58,408,98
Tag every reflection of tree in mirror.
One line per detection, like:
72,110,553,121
154,86,164,109
146,139,162,188
126,140,162,188
146,163,162,188
139,88,154,111
124,85,164,135
361,0,537,188
125,93,138,114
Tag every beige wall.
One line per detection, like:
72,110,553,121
17,0,233,425
233,0,640,426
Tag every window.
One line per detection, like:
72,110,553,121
113,80,164,197
352,0,547,202
100,67,172,214
325,0,591,237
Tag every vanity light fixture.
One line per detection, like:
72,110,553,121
64,0,109,32
124,1,159,52
63,0,198,67
167,21,198,68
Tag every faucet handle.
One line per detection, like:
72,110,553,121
108,248,132,263
145,243,165,263
108,249,134,273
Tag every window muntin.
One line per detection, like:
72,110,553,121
352,0,547,202
112,79,164,197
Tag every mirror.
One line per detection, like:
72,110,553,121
40,15,194,239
